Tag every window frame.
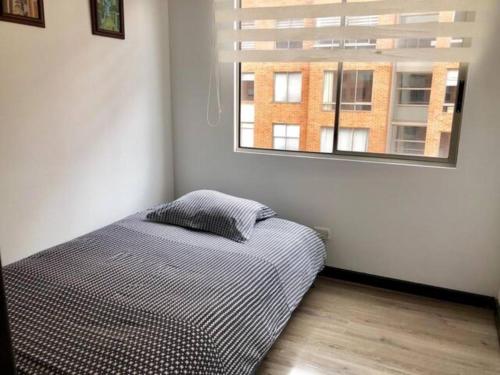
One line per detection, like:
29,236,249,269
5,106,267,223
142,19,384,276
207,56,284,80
237,62,468,165
337,127,370,153
273,72,303,104
396,72,433,107
340,69,374,111
443,69,459,113
391,123,428,156
272,123,301,151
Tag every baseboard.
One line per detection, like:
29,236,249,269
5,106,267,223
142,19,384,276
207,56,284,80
320,266,496,309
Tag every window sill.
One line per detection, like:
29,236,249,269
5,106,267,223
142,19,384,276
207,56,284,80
234,147,457,169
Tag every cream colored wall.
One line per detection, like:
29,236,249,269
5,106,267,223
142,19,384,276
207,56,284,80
0,0,173,264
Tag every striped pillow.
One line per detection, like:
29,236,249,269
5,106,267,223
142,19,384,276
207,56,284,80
146,190,276,242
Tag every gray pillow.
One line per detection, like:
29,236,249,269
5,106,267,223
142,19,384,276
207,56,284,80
146,190,276,242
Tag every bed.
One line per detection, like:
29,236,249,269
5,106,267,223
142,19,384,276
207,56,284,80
4,209,326,374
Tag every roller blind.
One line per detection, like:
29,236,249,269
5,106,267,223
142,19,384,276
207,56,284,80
214,0,494,63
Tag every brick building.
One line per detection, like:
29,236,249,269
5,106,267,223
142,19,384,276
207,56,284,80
240,0,460,158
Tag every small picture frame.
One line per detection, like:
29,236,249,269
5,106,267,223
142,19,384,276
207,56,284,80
90,0,125,40
0,0,45,28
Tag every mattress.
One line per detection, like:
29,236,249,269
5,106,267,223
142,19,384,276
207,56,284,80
4,210,326,374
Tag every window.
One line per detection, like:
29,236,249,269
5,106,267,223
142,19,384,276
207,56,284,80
392,125,427,155
338,128,370,152
443,70,459,113
273,124,300,151
322,71,337,111
323,70,373,111
341,70,373,111
315,17,341,49
320,127,334,153
240,103,255,148
241,21,256,50
320,127,370,153
276,19,304,50
234,0,469,163
344,15,378,49
241,73,255,101
240,123,255,148
274,73,302,103
439,132,451,158
314,16,377,49
397,73,433,105
397,13,439,49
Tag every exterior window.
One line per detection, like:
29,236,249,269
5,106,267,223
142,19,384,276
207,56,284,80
443,70,459,113
392,125,427,155
345,15,378,49
338,128,370,152
320,127,369,153
398,13,438,48
273,124,300,151
241,73,255,101
276,19,304,49
397,73,433,105
315,16,377,49
241,21,256,50
240,103,255,148
240,123,255,148
439,132,451,158
341,70,373,111
320,127,334,153
315,17,341,48
274,72,302,103
322,71,337,111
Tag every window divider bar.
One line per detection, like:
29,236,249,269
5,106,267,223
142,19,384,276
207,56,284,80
333,61,343,155
333,0,347,156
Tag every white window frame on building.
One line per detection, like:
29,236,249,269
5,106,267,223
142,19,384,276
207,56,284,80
273,124,301,151
274,72,302,103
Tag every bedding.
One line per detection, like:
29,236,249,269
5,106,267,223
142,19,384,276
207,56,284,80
4,209,326,374
147,190,276,242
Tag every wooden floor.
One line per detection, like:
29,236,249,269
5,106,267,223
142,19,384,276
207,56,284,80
258,277,500,375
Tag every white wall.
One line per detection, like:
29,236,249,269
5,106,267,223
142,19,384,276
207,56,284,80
169,0,500,296
0,0,173,264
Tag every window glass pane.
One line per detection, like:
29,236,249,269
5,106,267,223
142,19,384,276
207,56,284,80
337,128,353,151
444,70,459,111
439,132,451,158
356,71,373,103
393,125,427,155
320,127,334,153
398,72,432,105
286,138,300,151
400,13,439,24
273,124,300,151
286,125,300,138
274,73,287,102
322,71,336,111
288,73,302,102
273,137,286,150
399,89,431,105
240,104,255,122
240,124,255,148
316,16,341,27
352,129,369,152
399,73,433,89
341,71,357,104
273,124,286,137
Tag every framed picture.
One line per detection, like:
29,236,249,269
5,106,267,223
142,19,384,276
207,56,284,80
90,0,125,40
0,0,45,27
